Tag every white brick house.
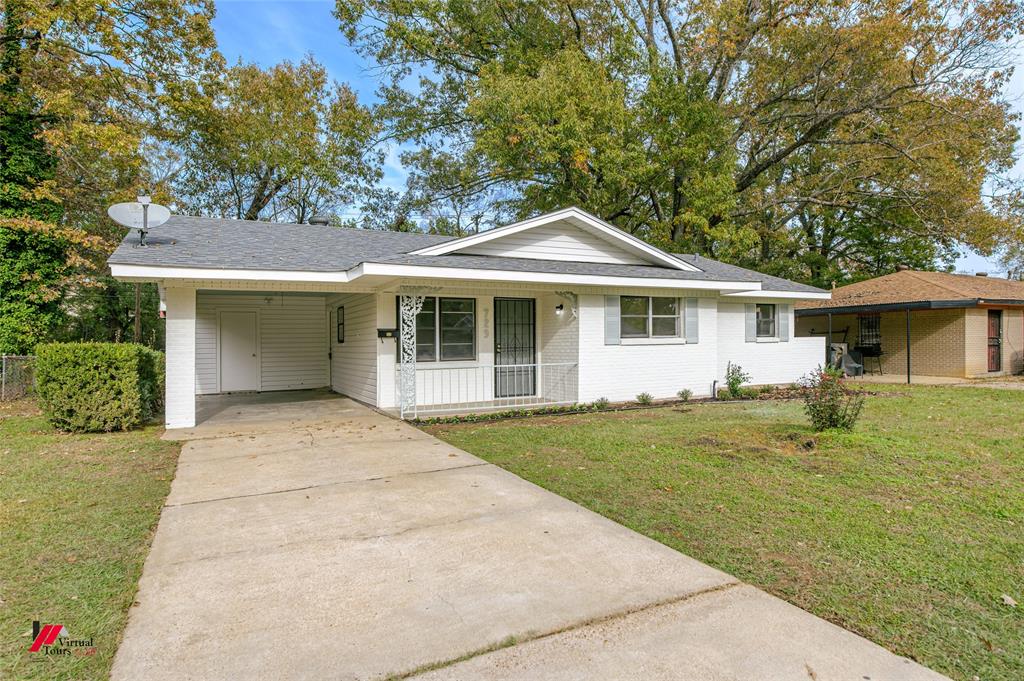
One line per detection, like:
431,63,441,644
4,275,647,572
108,207,829,428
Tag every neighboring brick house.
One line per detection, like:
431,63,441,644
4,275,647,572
796,269,1024,379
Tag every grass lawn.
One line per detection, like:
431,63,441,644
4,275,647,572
425,385,1024,681
0,400,180,680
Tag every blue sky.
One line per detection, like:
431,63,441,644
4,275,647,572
212,0,1020,274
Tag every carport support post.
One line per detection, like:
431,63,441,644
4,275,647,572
905,307,911,385
165,287,197,429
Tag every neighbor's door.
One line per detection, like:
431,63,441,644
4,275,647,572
987,310,1002,372
220,311,259,392
494,298,536,398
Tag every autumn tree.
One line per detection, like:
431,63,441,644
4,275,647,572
0,0,217,351
168,58,382,223
337,0,1023,285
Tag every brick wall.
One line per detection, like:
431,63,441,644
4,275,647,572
1007,309,1024,375
964,308,1024,377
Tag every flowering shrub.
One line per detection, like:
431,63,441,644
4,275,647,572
800,366,864,431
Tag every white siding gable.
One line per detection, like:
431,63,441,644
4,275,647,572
460,222,651,265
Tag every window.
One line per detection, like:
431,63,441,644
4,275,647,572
414,298,436,360
398,297,476,361
336,306,345,343
620,296,680,338
439,298,475,360
756,304,776,338
858,314,881,345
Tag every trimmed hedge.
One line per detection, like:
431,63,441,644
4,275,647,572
35,342,165,432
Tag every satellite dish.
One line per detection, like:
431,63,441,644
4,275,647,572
107,198,171,247
107,202,170,230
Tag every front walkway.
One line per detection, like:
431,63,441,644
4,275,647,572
113,392,946,680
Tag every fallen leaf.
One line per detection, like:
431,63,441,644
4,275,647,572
1001,594,1017,607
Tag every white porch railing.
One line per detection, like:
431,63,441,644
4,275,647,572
395,362,579,417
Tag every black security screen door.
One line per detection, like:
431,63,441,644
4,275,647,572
494,298,536,398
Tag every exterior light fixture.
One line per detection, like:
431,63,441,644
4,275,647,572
555,304,564,316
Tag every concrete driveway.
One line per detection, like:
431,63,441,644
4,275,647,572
113,391,946,680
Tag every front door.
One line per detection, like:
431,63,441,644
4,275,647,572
494,298,536,398
221,311,259,392
988,310,1002,372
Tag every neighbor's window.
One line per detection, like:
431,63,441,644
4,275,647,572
620,296,680,338
756,304,777,338
858,314,881,345
399,297,476,361
336,306,345,343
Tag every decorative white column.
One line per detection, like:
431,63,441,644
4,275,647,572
164,287,197,428
398,293,425,419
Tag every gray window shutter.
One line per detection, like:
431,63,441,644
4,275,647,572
745,304,756,342
684,298,699,343
779,304,791,342
604,296,620,345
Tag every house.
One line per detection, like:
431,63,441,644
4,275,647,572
795,269,1024,380
107,207,829,428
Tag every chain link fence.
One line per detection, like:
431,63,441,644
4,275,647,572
1,355,34,401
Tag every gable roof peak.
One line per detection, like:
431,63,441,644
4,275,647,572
408,207,701,272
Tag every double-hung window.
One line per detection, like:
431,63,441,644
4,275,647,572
620,296,681,338
400,297,476,361
756,304,777,338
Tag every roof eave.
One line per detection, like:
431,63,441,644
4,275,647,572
795,299,981,316
110,260,766,292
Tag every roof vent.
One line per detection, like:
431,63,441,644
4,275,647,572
895,264,911,271
308,213,331,226
976,271,988,277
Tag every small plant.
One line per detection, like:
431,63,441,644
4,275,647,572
592,397,610,410
800,366,865,432
636,392,653,405
677,389,692,401
724,362,751,399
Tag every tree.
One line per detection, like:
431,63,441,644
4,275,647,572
59,277,165,348
169,58,382,223
0,0,217,351
337,0,1023,281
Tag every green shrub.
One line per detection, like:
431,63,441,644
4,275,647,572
677,389,692,401
800,366,865,432
636,392,653,405
35,342,165,432
724,362,751,398
592,397,610,410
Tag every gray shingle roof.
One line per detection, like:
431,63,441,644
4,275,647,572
107,214,824,294
674,254,825,293
108,215,455,271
